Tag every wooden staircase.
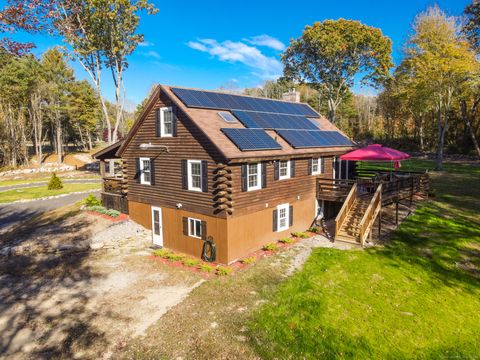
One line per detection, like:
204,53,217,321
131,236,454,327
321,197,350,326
335,183,383,246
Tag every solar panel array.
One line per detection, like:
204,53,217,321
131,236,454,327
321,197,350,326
232,110,319,130
171,87,318,116
277,130,353,148
221,128,282,151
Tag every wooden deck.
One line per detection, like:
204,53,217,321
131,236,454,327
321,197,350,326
101,177,129,214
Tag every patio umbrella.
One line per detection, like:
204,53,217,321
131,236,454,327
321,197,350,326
340,144,410,161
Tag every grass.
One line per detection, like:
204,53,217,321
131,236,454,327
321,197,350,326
0,183,100,203
0,174,100,188
249,159,480,359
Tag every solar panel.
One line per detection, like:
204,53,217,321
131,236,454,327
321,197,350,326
171,87,318,117
276,130,353,148
232,110,319,130
221,128,282,151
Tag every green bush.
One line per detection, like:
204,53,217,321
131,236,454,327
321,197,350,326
84,194,101,207
199,263,216,273
279,237,294,244
104,209,120,217
85,205,120,218
216,266,233,276
165,252,185,261
240,256,256,265
47,173,63,190
292,231,309,239
263,243,279,251
183,258,200,267
153,248,172,258
308,227,319,233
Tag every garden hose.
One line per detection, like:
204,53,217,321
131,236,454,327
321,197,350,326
202,238,216,262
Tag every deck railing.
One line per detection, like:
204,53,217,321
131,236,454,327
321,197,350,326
358,184,382,246
334,183,358,240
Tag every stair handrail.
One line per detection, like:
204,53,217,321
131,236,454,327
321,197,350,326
358,183,383,246
335,183,358,240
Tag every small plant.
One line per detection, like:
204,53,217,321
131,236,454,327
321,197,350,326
153,248,172,258
279,237,294,244
241,256,256,265
308,227,319,233
104,209,120,217
84,194,101,207
183,258,200,267
199,263,216,273
292,231,309,239
47,172,63,190
85,205,120,218
263,243,279,251
216,266,233,276
165,252,185,261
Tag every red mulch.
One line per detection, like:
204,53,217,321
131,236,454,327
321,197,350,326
86,211,129,222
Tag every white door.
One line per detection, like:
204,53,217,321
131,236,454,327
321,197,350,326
151,206,163,246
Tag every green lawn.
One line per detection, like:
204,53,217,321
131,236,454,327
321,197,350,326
250,159,480,359
0,183,100,203
0,175,100,187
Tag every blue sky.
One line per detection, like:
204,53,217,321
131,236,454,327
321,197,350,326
5,0,471,108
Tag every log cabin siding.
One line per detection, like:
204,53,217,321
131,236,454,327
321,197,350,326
123,91,227,217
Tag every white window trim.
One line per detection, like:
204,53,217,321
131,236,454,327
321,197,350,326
277,203,290,232
247,163,262,191
278,160,291,180
187,159,202,192
139,157,151,185
312,158,324,175
188,217,202,238
160,107,173,137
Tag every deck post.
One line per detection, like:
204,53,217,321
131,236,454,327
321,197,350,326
378,211,382,238
395,201,399,225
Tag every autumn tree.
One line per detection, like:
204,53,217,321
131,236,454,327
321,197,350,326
282,19,393,124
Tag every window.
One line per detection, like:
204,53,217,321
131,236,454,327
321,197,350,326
247,163,261,191
218,111,237,123
139,157,151,185
187,160,202,191
279,160,291,180
277,203,290,232
312,158,324,175
188,217,202,238
160,107,173,137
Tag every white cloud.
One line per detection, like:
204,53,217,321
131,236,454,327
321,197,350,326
139,41,154,47
246,35,285,51
142,50,161,59
187,38,283,79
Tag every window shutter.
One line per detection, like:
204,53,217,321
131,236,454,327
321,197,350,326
135,158,140,183
181,160,188,189
321,157,325,174
155,109,160,137
201,160,208,192
172,106,178,137
308,158,313,175
274,161,279,180
201,221,207,240
289,205,293,227
241,164,248,192
261,162,267,188
290,160,296,177
150,158,155,185
272,209,278,232
182,217,188,236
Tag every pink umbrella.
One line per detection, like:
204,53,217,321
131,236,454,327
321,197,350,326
340,144,410,161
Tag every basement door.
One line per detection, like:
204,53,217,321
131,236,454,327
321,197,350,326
151,206,163,246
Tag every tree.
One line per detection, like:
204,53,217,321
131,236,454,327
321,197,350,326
463,0,480,52
282,19,393,123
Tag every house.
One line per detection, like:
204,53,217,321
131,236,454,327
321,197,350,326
93,85,359,263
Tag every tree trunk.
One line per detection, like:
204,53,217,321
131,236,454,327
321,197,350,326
460,100,480,159
435,110,448,171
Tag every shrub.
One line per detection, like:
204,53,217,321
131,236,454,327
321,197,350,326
308,227,319,233
153,248,172,258
292,231,309,239
199,263,216,273
216,266,233,276
241,256,256,265
183,258,200,267
279,237,294,244
85,205,120,218
165,252,185,261
104,209,120,217
84,194,101,207
263,243,279,251
47,173,63,190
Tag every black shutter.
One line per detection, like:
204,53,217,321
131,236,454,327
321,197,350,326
201,221,207,240
181,160,188,189
289,205,293,227
274,161,279,180
261,162,267,188
308,158,313,175
321,157,325,174
155,108,160,137
201,160,208,192
172,106,178,137
135,158,140,183
182,217,188,236
272,209,278,232
150,158,155,185
290,160,296,178
241,164,248,192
